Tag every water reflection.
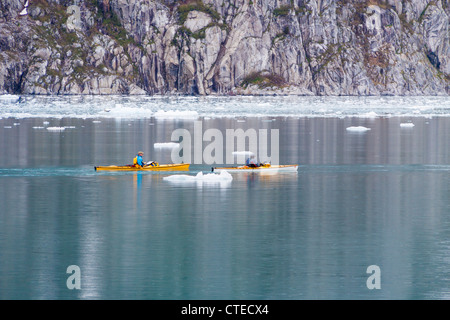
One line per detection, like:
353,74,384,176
0,115,449,299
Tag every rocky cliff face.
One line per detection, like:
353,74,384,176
0,0,448,95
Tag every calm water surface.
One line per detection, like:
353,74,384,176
0,113,449,300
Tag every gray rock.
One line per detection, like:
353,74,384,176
0,0,448,95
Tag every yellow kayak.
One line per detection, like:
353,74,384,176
212,164,298,173
95,163,190,171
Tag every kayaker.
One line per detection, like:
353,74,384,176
133,151,145,167
246,155,260,168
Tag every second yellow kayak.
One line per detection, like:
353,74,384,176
95,163,190,171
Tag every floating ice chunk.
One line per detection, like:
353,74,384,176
232,151,254,156
154,142,179,149
346,126,371,132
19,8,27,16
106,106,153,118
163,175,196,182
0,94,20,102
361,111,378,118
154,110,199,120
400,123,415,128
43,121,49,125
92,120,101,123
32,126,45,129
47,127,65,131
4,126,12,129
163,171,233,183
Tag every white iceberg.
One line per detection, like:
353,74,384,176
361,111,378,118
163,171,233,184
105,106,153,118
232,151,254,156
0,94,20,102
154,142,180,149
154,110,199,120
400,123,415,128
47,127,65,131
346,126,371,132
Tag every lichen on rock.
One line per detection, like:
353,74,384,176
0,0,448,95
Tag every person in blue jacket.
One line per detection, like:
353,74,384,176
133,151,145,167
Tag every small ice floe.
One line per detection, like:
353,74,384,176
400,123,415,128
0,94,20,103
154,110,199,120
13,123,20,126
92,120,101,123
232,151,254,156
3,126,12,129
361,111,378,118
154,142,180,149
47,127,65,131
32,126,45,129
43,121,50,125
236,119,246,122
163,171,233,184
346,126,371,132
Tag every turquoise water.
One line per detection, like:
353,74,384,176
0,114,449,300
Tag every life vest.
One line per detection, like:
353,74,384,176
133,155,146,167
